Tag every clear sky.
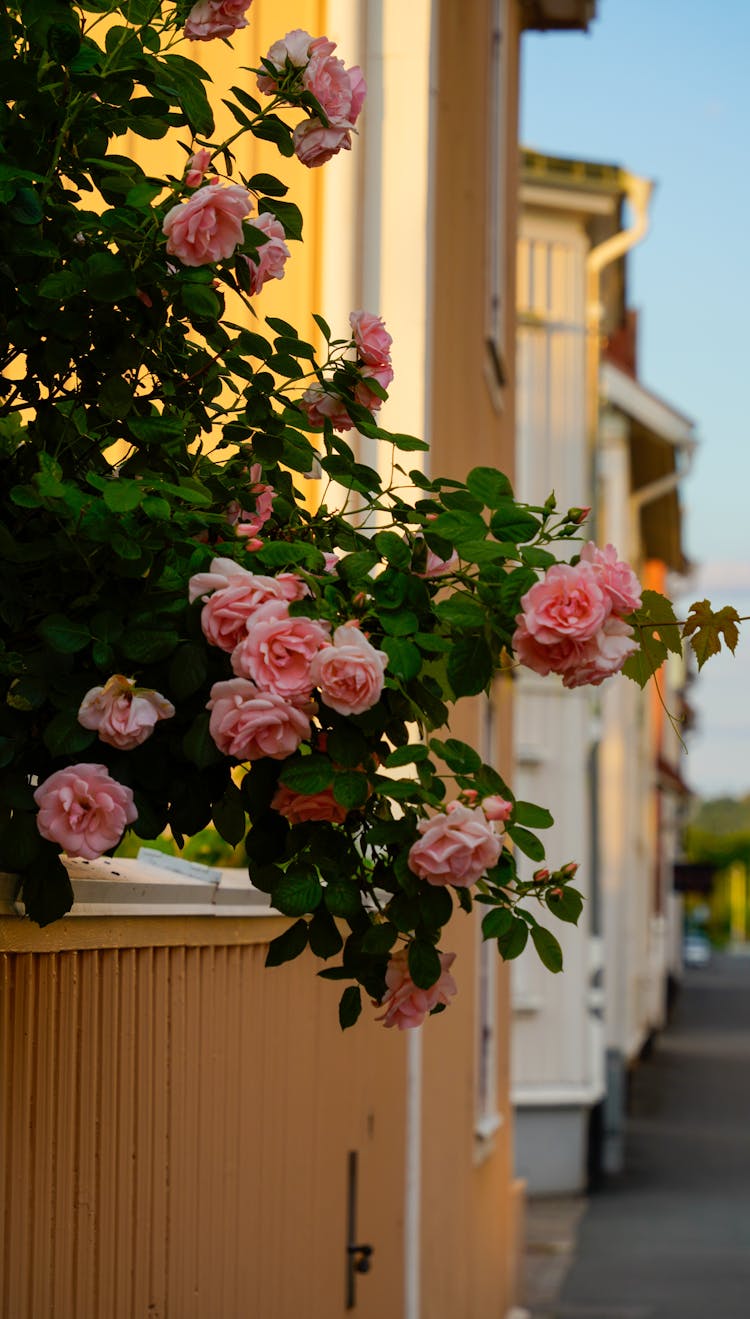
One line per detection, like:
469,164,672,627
521,0,750,798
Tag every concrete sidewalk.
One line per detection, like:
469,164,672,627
522,950,750,1319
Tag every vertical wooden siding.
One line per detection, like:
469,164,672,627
0,940,406,1319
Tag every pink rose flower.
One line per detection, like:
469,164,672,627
348,67,367,121
513,614,637,687
207,678,311,760
256,29,318,93
230,600,330,701
376,950,457,1030
354,363,394,412
559,616,638,689
322,552,340,574
226,464,275,540
482,795,513,823
310,623,388,715
271,783,348,825
303,47,364,124
198,576,301,653
518,562,610,644
189,557,307,607
162,184,251,267
349,311,392,368
407,803,502,888
292,117,353,168
298,384,353,432
579,542,642,615
244,213,291,295
184,0,252,41
78,674,175,750
34,763,138,861
185,147,212,188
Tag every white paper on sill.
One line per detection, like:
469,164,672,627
137,847,222,884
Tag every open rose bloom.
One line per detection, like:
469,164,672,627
408,802,503,888
78,675,174,750
184,0,252,41
377,950,458,1030
34,764,138,861
207,678,311,761
163,184,251,267
512,546,641,688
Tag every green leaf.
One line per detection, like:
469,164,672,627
337,550,379,583
481,906,515,939
361,922,399,955
530,924,564,973
489,501,540,544
21,850,74,927
623,589,681,686
102,480,141,512
182,713,222,768
324,879,362,919
408,938,441,989
496,917,529,960
374,530,410,567
0,813,42,871
381,637,420,681
37,614,90,654
466,467,513,506
212,785,246,846
43,712,96,758
434,596,486,628
430,510,488,546
326,725,369,767
546,886,584,925
338,985,362,1030
265,918,309,967
309,907,344,959
280,755,333,793
8,185,43,226
169,643,208,702
248,172,288,197
384,744,429,769
273,865,322,917
513,802,554,829
506,824,545,862
429,737,481,775
259,198,303,240
313,313,331,341
682,598,740,670
417,885,453,930
447,636,492,697
332,771,370,810
121,629,178,662
181,282,221,319
85,252,136,302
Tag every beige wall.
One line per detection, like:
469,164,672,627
0,919,408,1319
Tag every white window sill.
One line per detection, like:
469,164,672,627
1,853,276,920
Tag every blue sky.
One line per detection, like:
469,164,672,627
521,0,750,796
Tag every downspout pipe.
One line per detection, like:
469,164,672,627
585,171,654,504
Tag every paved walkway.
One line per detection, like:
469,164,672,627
527,950,750,1319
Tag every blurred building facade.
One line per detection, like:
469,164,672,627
511,150,694,1192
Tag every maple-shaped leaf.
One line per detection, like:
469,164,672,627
683,599,740,669
622,589,681,688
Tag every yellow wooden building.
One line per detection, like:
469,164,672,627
0,3,596,1315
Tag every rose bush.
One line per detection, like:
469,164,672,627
0,0,731,1030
